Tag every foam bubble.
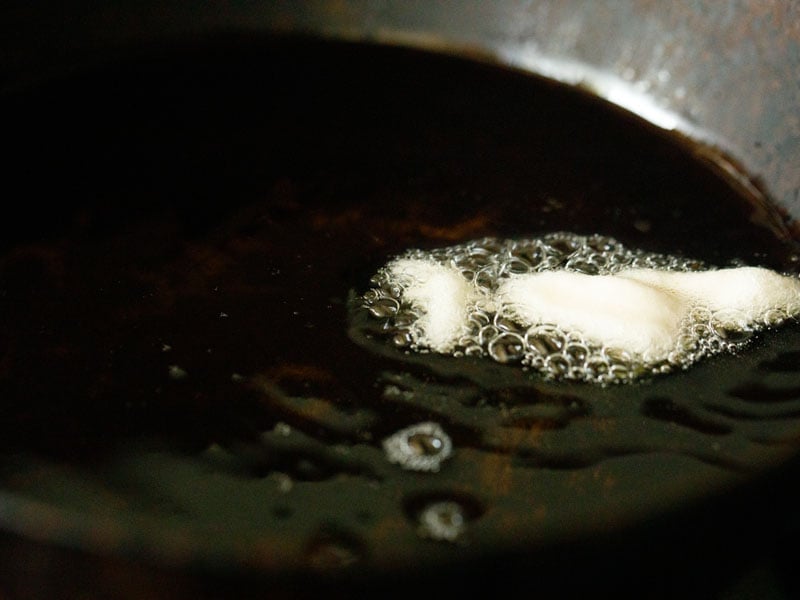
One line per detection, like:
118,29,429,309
361,233,800,384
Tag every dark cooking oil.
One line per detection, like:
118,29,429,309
0,37,799,575
0,33,795,466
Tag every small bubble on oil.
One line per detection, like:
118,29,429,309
417,501,467,542
168,365,188,380
272,472,293,493
382,422,453,472
273,422,292,437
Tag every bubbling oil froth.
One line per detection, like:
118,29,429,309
361,233,800,384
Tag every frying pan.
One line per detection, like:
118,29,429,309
1,2,799,598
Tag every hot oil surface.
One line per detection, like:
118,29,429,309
1,39,799,572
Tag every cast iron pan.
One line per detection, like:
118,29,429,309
1,35,799,598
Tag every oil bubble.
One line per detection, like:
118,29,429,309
367,297,399,318
382,422,453,472
168,365,188,380
417,501,466,542
488,332,526,364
